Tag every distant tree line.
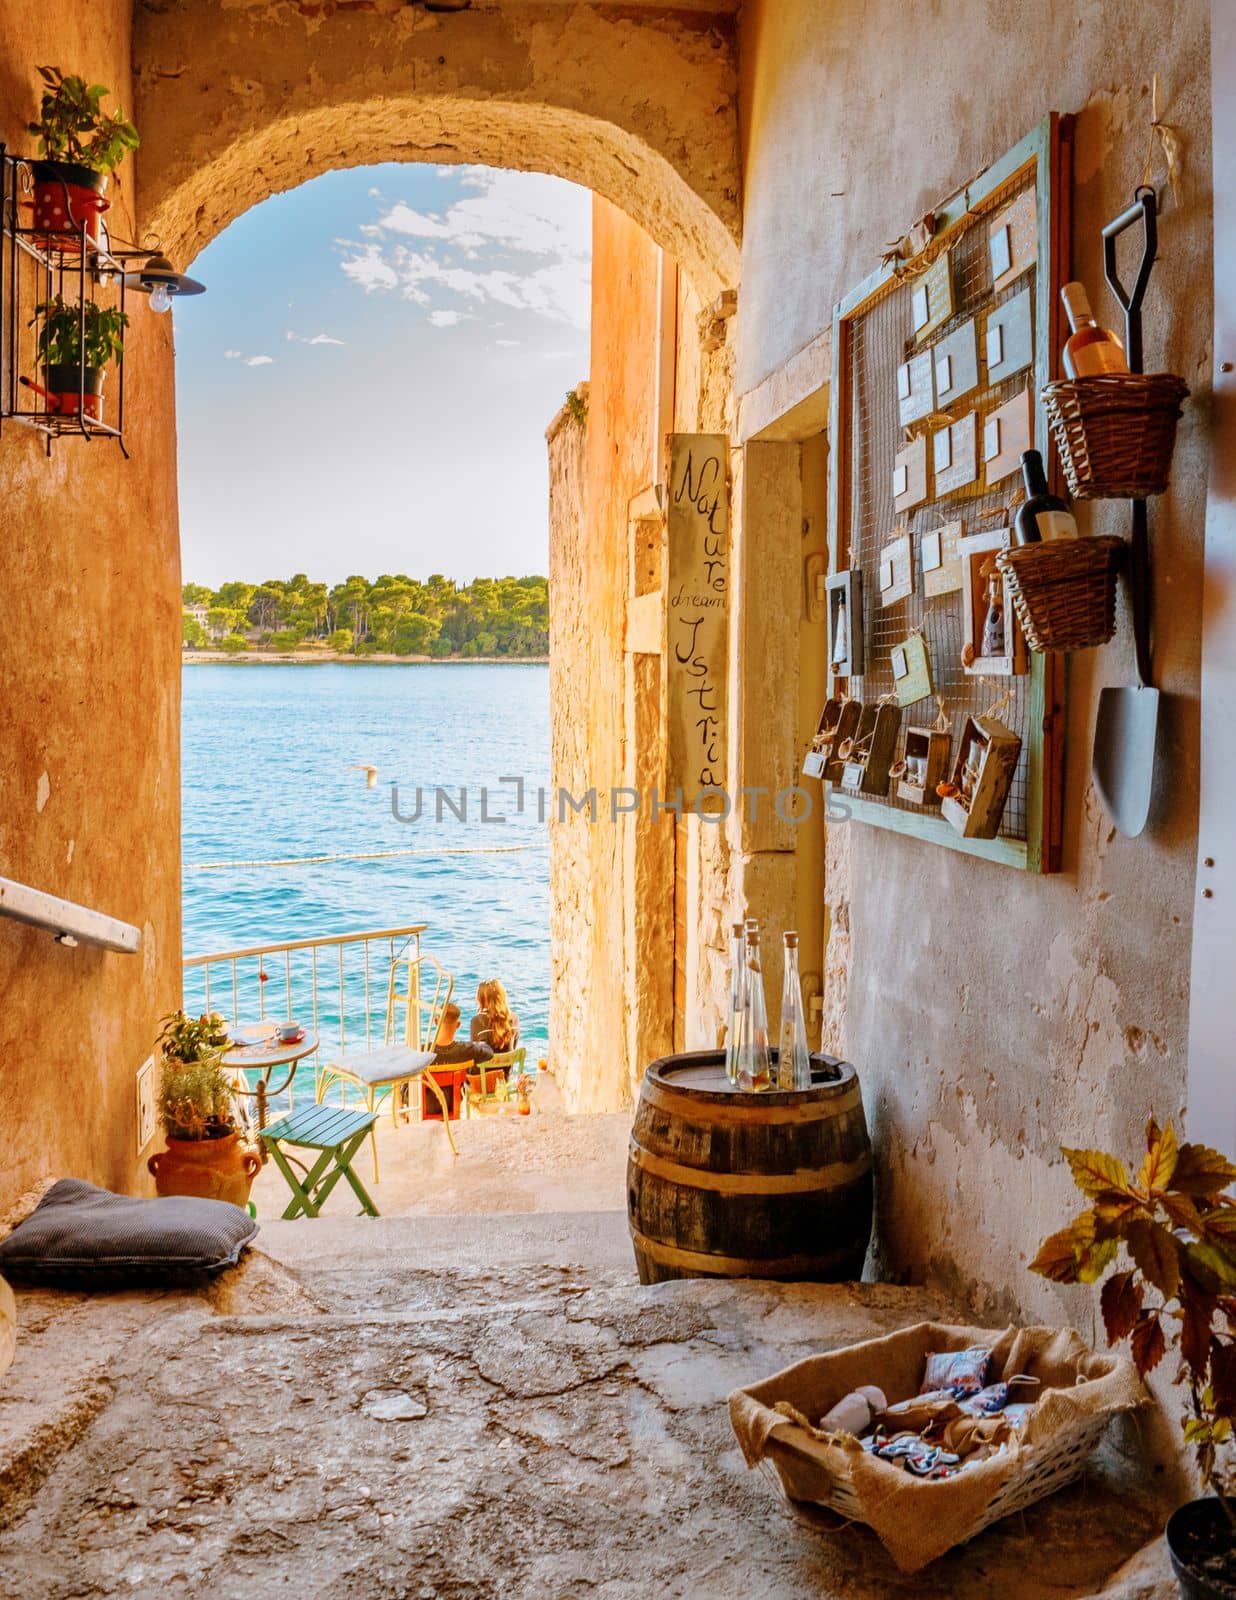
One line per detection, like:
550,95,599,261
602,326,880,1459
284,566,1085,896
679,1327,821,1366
182,572,549,658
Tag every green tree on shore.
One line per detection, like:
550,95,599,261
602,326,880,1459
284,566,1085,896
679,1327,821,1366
182,573,548,658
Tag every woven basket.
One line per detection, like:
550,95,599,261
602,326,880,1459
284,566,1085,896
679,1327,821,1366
996,537,1125,653
1042,373,1189,499
728,1321,1146,1573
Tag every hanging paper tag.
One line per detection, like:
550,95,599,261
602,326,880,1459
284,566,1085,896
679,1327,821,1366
891,633,933,707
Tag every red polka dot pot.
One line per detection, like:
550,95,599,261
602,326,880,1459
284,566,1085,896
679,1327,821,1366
29,160,109,249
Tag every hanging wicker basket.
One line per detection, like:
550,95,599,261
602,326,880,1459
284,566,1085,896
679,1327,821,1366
1042,373,1189,500
996,537,1125,653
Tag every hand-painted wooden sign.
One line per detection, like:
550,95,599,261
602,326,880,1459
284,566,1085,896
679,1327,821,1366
668,434,730,806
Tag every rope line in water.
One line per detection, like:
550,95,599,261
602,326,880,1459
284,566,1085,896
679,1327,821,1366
184,843,547,872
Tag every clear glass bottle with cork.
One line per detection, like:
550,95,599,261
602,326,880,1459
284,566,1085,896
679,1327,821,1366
737,925,772,1092
725,920,746,1087
777,931,812,1091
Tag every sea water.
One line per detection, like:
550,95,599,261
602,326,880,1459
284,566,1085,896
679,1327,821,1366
181,663,550,1078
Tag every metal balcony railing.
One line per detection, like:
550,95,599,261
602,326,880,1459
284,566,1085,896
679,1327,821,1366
182,924,428,1107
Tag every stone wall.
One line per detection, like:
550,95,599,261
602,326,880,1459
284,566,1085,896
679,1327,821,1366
0,3,182,1214
548,199,664,1112
733,0,1213,1330
546,388,591,1102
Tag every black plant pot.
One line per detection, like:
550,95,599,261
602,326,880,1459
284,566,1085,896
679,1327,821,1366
44,364,105,421
1167,1498,1236,1600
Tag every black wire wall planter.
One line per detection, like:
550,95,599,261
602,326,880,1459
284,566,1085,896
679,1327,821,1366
0,143,151,459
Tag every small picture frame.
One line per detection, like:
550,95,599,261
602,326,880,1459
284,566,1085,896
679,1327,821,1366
935,353,952,394
921,519,965,597
897,364,912,400
983,386,1033,483
958,526,1028,678
890,632,933,707
911,284,930,332
826,568,864,678
878,534,914,607
933,413,978,497
990,222,1012,281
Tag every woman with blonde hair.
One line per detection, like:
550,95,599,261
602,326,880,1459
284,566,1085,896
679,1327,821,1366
470,979,519,1053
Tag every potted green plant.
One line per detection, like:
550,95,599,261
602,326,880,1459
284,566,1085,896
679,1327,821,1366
147,1011,261,1209
26,66,139,245
26,296,128,421
1032,1119,1236,1598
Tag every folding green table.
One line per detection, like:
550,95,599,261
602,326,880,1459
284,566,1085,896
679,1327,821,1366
259,1103,381,1219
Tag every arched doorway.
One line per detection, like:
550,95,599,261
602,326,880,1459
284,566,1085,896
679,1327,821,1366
141,2,744,1113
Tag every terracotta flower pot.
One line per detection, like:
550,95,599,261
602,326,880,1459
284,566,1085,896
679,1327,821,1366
29,160,109,247
148,1130,261,1209
42,364,106,421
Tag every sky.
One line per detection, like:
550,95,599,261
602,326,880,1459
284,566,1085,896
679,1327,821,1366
174,164,592,588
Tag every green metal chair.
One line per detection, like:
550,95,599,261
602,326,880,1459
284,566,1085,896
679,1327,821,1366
259,1103,380,1219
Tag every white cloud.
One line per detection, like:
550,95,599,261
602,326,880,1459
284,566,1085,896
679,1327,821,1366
337,167,591,330
428,309,469,328
245,355,274,367
224,349,242,359
286,330,346,346
340,246,400,293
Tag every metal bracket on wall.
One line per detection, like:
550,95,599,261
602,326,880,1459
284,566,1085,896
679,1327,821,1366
0,143,144,458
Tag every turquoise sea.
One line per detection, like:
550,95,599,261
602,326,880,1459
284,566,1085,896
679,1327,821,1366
181,663,550,1064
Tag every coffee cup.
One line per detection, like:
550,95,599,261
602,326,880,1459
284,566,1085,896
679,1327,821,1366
278,1021,302,1042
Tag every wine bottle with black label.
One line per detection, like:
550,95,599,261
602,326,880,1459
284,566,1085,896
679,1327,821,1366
1014,450,1078,545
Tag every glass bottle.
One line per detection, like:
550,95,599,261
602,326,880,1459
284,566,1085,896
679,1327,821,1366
737,927,773,1092
1060,282,1128,378
1013,450,1078,545
725,920,746,1086
778,931,812,1091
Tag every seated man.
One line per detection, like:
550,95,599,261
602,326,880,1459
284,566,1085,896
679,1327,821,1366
422,1003,494,1121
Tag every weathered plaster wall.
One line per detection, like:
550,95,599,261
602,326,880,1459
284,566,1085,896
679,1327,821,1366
0,3,182,1214
734,0,1212,1331
133,0,741,302
546,388,591,1103
549,199,662,1111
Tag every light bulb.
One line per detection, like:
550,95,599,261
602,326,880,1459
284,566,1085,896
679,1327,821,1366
148,282,173,314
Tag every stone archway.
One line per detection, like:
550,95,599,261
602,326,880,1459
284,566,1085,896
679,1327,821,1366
133,1,741,301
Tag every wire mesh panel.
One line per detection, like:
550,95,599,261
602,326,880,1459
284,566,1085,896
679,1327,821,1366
829,119,1069,872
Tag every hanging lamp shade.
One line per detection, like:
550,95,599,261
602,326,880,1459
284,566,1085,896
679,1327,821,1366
122,253,206,312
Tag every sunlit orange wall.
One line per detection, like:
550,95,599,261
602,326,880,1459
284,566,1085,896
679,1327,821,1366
549,196,661,1111
0,3,182,1213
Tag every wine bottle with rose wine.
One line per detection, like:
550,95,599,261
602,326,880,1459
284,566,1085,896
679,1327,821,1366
1060,281,1129,378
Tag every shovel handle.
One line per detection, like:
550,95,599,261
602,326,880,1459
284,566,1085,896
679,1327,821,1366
1102,185,1157,375
1103,187,1159,689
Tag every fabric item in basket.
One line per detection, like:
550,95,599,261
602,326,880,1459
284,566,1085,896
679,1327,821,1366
821,1385,887,1435
727,1320,1145,1573
921,1345,991,1397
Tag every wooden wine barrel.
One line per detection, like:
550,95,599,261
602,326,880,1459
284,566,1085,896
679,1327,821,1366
627,1050,873,1284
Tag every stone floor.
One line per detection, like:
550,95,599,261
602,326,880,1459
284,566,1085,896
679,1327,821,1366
247,1071,632,1220
0,1208,1176,1600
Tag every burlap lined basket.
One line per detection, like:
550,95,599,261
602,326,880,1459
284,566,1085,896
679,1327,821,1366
728,1320,1145,1573
1042,373,1189,499
996,536,1126,652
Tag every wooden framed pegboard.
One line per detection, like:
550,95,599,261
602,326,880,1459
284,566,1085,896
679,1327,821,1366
826,115,1073,872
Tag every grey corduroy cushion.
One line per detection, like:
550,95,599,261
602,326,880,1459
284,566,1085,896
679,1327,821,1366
0,1178,259,1287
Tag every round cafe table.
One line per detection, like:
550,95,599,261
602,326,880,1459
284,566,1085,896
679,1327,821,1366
222,1027,319,1148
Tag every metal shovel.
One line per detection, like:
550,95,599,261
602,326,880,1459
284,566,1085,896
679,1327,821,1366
1091,188,1161,838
